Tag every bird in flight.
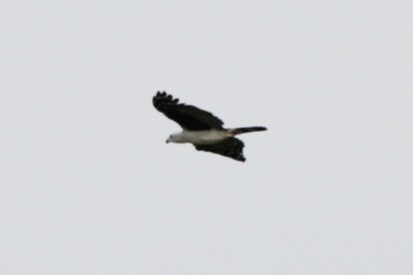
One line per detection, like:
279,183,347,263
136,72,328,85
153,91,267,162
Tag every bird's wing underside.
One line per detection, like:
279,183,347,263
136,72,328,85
194,137,246,162
153,91,224,130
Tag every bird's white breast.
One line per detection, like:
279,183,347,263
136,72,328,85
181,130,229,145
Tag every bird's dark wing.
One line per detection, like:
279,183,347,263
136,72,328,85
153,91,224,130
194,138,246,162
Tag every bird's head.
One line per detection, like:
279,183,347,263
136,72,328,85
166,132,184,144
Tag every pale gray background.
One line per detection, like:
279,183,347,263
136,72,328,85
1,1,412,274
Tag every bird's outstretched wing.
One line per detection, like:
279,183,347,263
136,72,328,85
194,138,246,162
153,91,224,130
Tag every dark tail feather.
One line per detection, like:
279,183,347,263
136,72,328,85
229,126,267,135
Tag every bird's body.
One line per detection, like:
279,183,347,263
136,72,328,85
153,91,267,162
168,130,230,145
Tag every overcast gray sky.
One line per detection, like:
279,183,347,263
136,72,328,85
1,1,412,274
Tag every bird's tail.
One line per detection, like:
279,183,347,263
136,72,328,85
228,126,267,136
